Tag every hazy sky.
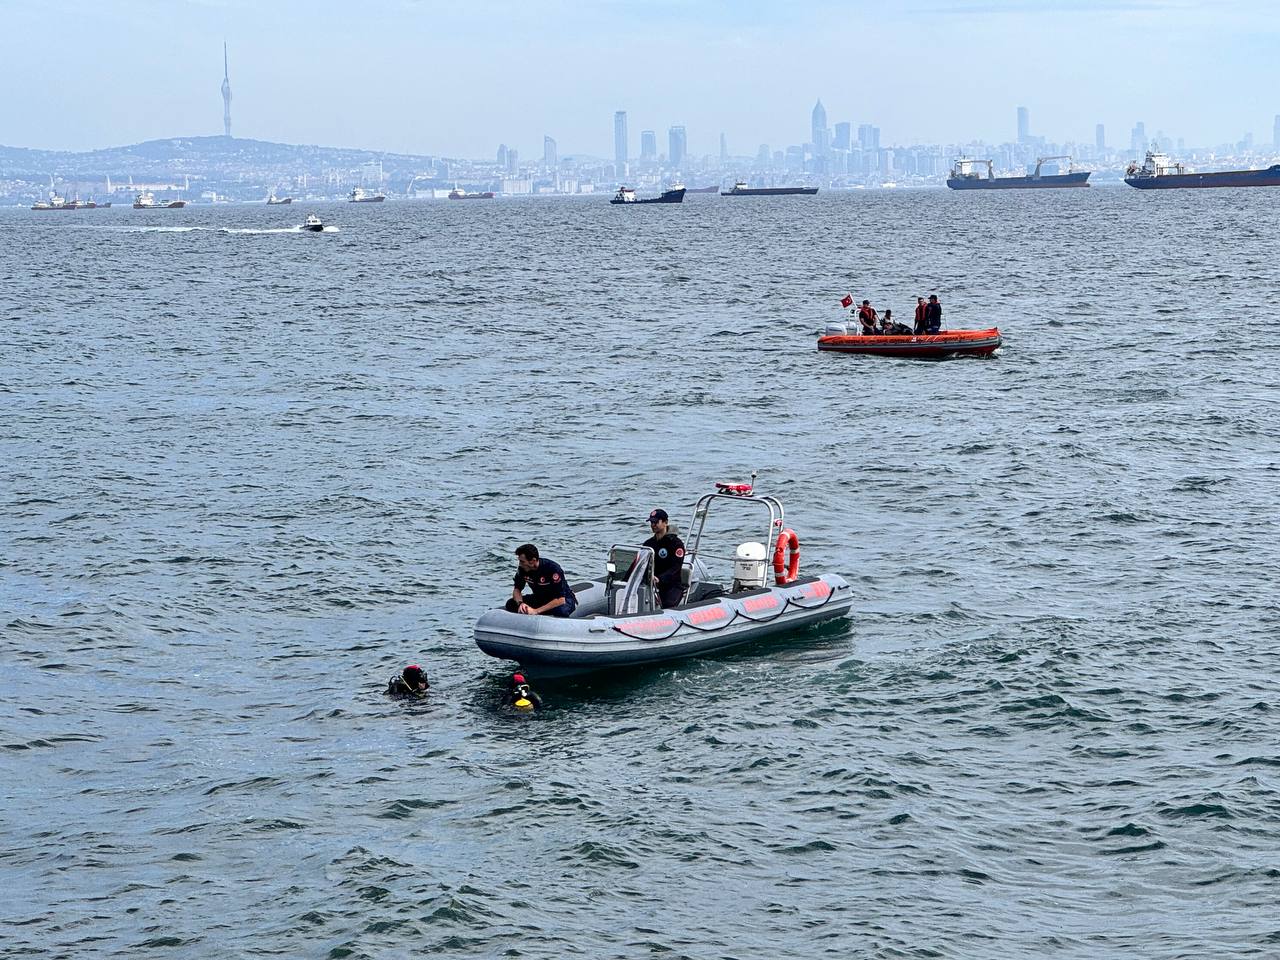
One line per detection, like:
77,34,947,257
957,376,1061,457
2,0,1276,157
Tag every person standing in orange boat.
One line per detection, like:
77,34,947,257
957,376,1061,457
925,295,943,334
913,297,928,334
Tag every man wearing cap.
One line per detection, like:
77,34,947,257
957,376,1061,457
643,509,686,608
507,543,577,617
925,294,943,334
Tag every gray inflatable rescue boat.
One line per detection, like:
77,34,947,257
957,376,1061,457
475,479,853,678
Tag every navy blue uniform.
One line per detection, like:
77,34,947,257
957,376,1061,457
925,300,942,333
642,532,686,608
512,558,577,616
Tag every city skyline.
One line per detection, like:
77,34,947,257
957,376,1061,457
1,0,1278,158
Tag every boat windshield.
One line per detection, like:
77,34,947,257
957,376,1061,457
606,545,659,616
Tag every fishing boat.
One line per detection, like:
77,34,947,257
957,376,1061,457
817,325,1002,359
474,476,854,679
348,187,386,203
302,214,324,232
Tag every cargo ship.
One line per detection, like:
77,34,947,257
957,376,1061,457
448,187,495,199
1124,149,1280,189
610,185,686,204
946,156,1090,190
721,180,818,196
348,187,386,203
133,191,186,209
32,191,98,210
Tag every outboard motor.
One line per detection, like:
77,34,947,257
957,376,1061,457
824,321,847,336
732,542,768,592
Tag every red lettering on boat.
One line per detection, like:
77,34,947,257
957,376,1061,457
742,595,779,612
623,617,676,632
687,606,728,625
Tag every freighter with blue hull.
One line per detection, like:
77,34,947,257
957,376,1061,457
1124,149,1280,189
947,155,1090,190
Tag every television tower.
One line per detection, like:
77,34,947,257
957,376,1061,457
221,42,232,138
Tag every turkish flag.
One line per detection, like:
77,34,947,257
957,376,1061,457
839,294,853,308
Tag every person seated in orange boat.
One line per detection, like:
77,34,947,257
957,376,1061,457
856,299,878,335
880,309,912,336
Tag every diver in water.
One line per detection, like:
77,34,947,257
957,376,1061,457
501,673,543,713
386,664,429,698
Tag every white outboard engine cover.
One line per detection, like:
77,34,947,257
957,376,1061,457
824,321,848,336
733,542,768,589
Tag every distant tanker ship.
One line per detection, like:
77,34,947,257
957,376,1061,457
946,156,1090,190
1124,149,1280,189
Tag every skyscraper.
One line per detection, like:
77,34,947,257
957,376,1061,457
614,111,628,176
833,122,851,151
506,149,519,176
1274,114,1280,148
1130,121,1146,153
221,42,232,138
543,136,557,170
1016,106,1029,144
719,132,728,163
811,99,828,153
1095,124,1105,151
640,130,657,162
668,125,687,168
857,123,879,151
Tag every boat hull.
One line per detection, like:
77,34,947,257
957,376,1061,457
475,574,853,679
1125,165,1280,189
721,187,818,196
818,328,1002,359
133,200,186,209
947,172,1090,190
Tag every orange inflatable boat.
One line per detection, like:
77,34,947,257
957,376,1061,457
817,327,1002,359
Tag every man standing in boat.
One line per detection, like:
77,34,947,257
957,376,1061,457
643,509,686,608
914,297,928,335
507,544,578,617
925,295,943,334
856,300,878,336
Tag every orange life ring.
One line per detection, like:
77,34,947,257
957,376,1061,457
772,528,800,585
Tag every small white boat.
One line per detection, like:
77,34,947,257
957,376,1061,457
302,214,324,232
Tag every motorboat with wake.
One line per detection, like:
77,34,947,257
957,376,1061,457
474,476,854,678
818,317,1002,359
301,214,325,232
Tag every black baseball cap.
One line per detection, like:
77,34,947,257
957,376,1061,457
648,509,668,523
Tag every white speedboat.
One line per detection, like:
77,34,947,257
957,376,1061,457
302,214,324,232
